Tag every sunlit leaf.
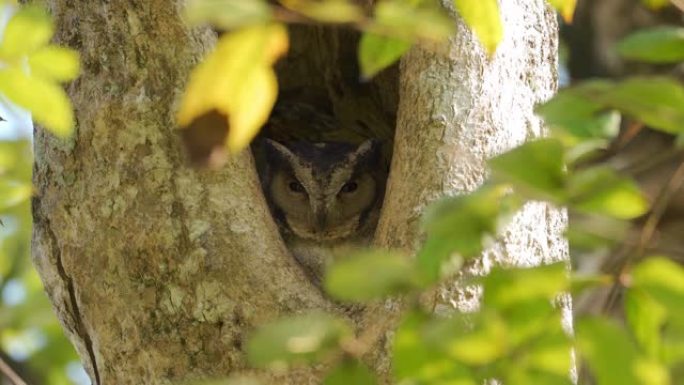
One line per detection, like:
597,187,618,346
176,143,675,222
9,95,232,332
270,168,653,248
433,311,509,365
0,180,32,211
576,317,640,385
506,369,574,385
567,167,648,219
177,24,288,157
324,360,377,385
0,5,52,58
453,0,503,55
626,289,667,359
185,0,272,29
482,263,568,309
631,257,684,327
418,185,521,282
501,299,560,347
246,312,350,368
0,68,74,136
618,27,684,64
324,249,418,301
546,0,577,23
29,46,80,81
522,331,573,377
358,32,411,79
634,359,670,385
393,311,476,384
489,138,566,201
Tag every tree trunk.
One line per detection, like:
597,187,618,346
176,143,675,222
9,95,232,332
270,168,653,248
32,1,567,384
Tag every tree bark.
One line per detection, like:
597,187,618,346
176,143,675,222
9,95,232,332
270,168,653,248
378,0,567,310
33,2,326,384
32,1,567,384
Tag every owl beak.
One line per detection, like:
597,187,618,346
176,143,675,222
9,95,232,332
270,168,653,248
314,211,327,233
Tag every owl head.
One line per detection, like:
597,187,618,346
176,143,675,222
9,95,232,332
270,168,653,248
261,139,385,242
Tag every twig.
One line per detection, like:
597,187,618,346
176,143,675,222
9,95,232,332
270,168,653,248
637,159,684,255
0,356,28,385
603,158,684,312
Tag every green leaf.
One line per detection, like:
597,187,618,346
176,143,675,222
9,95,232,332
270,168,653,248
324,249,418,301
499,298,560,347
453,0,503,55
0,68,74,136
489,138,566,201
631,257,684,327
617,27,684,64
0,5,53,58
634,359,670,385
521,330,573,377
535,89,619,141
246,312,350,368
482,263,569,309
598,77,684,135
372,0,454,42
284,0,364,23
28,46,80,82
576,317,640,385
324,360,377,385
431,311,509,365
567,167,648,219
393,311,476,384
0,180,32,211
358,32,411,79
625,289,667,358
184,0,272,29
506,369,574,385
570,274,613,295
566,214,631,250
418,185,520,282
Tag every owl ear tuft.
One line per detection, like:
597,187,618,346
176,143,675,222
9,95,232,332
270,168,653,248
263,139,298,165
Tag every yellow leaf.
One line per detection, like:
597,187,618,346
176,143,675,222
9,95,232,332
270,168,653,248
227,67,277,152
546,0,577,23
453,0,503,56
29,46,80,81
0,5,53,58
177,23,288,154
0,68,74,136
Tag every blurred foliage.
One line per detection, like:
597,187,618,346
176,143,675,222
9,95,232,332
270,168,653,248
0,1,82,385
2,0,684,385
0,139,81,384
0,2,79,137
180,1,684,385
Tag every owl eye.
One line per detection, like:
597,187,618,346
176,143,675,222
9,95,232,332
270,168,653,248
288,181,306,193
340,181,358,194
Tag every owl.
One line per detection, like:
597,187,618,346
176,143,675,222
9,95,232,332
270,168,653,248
257,139,387,286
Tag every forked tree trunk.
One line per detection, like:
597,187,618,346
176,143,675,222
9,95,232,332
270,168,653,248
32,1,567,384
